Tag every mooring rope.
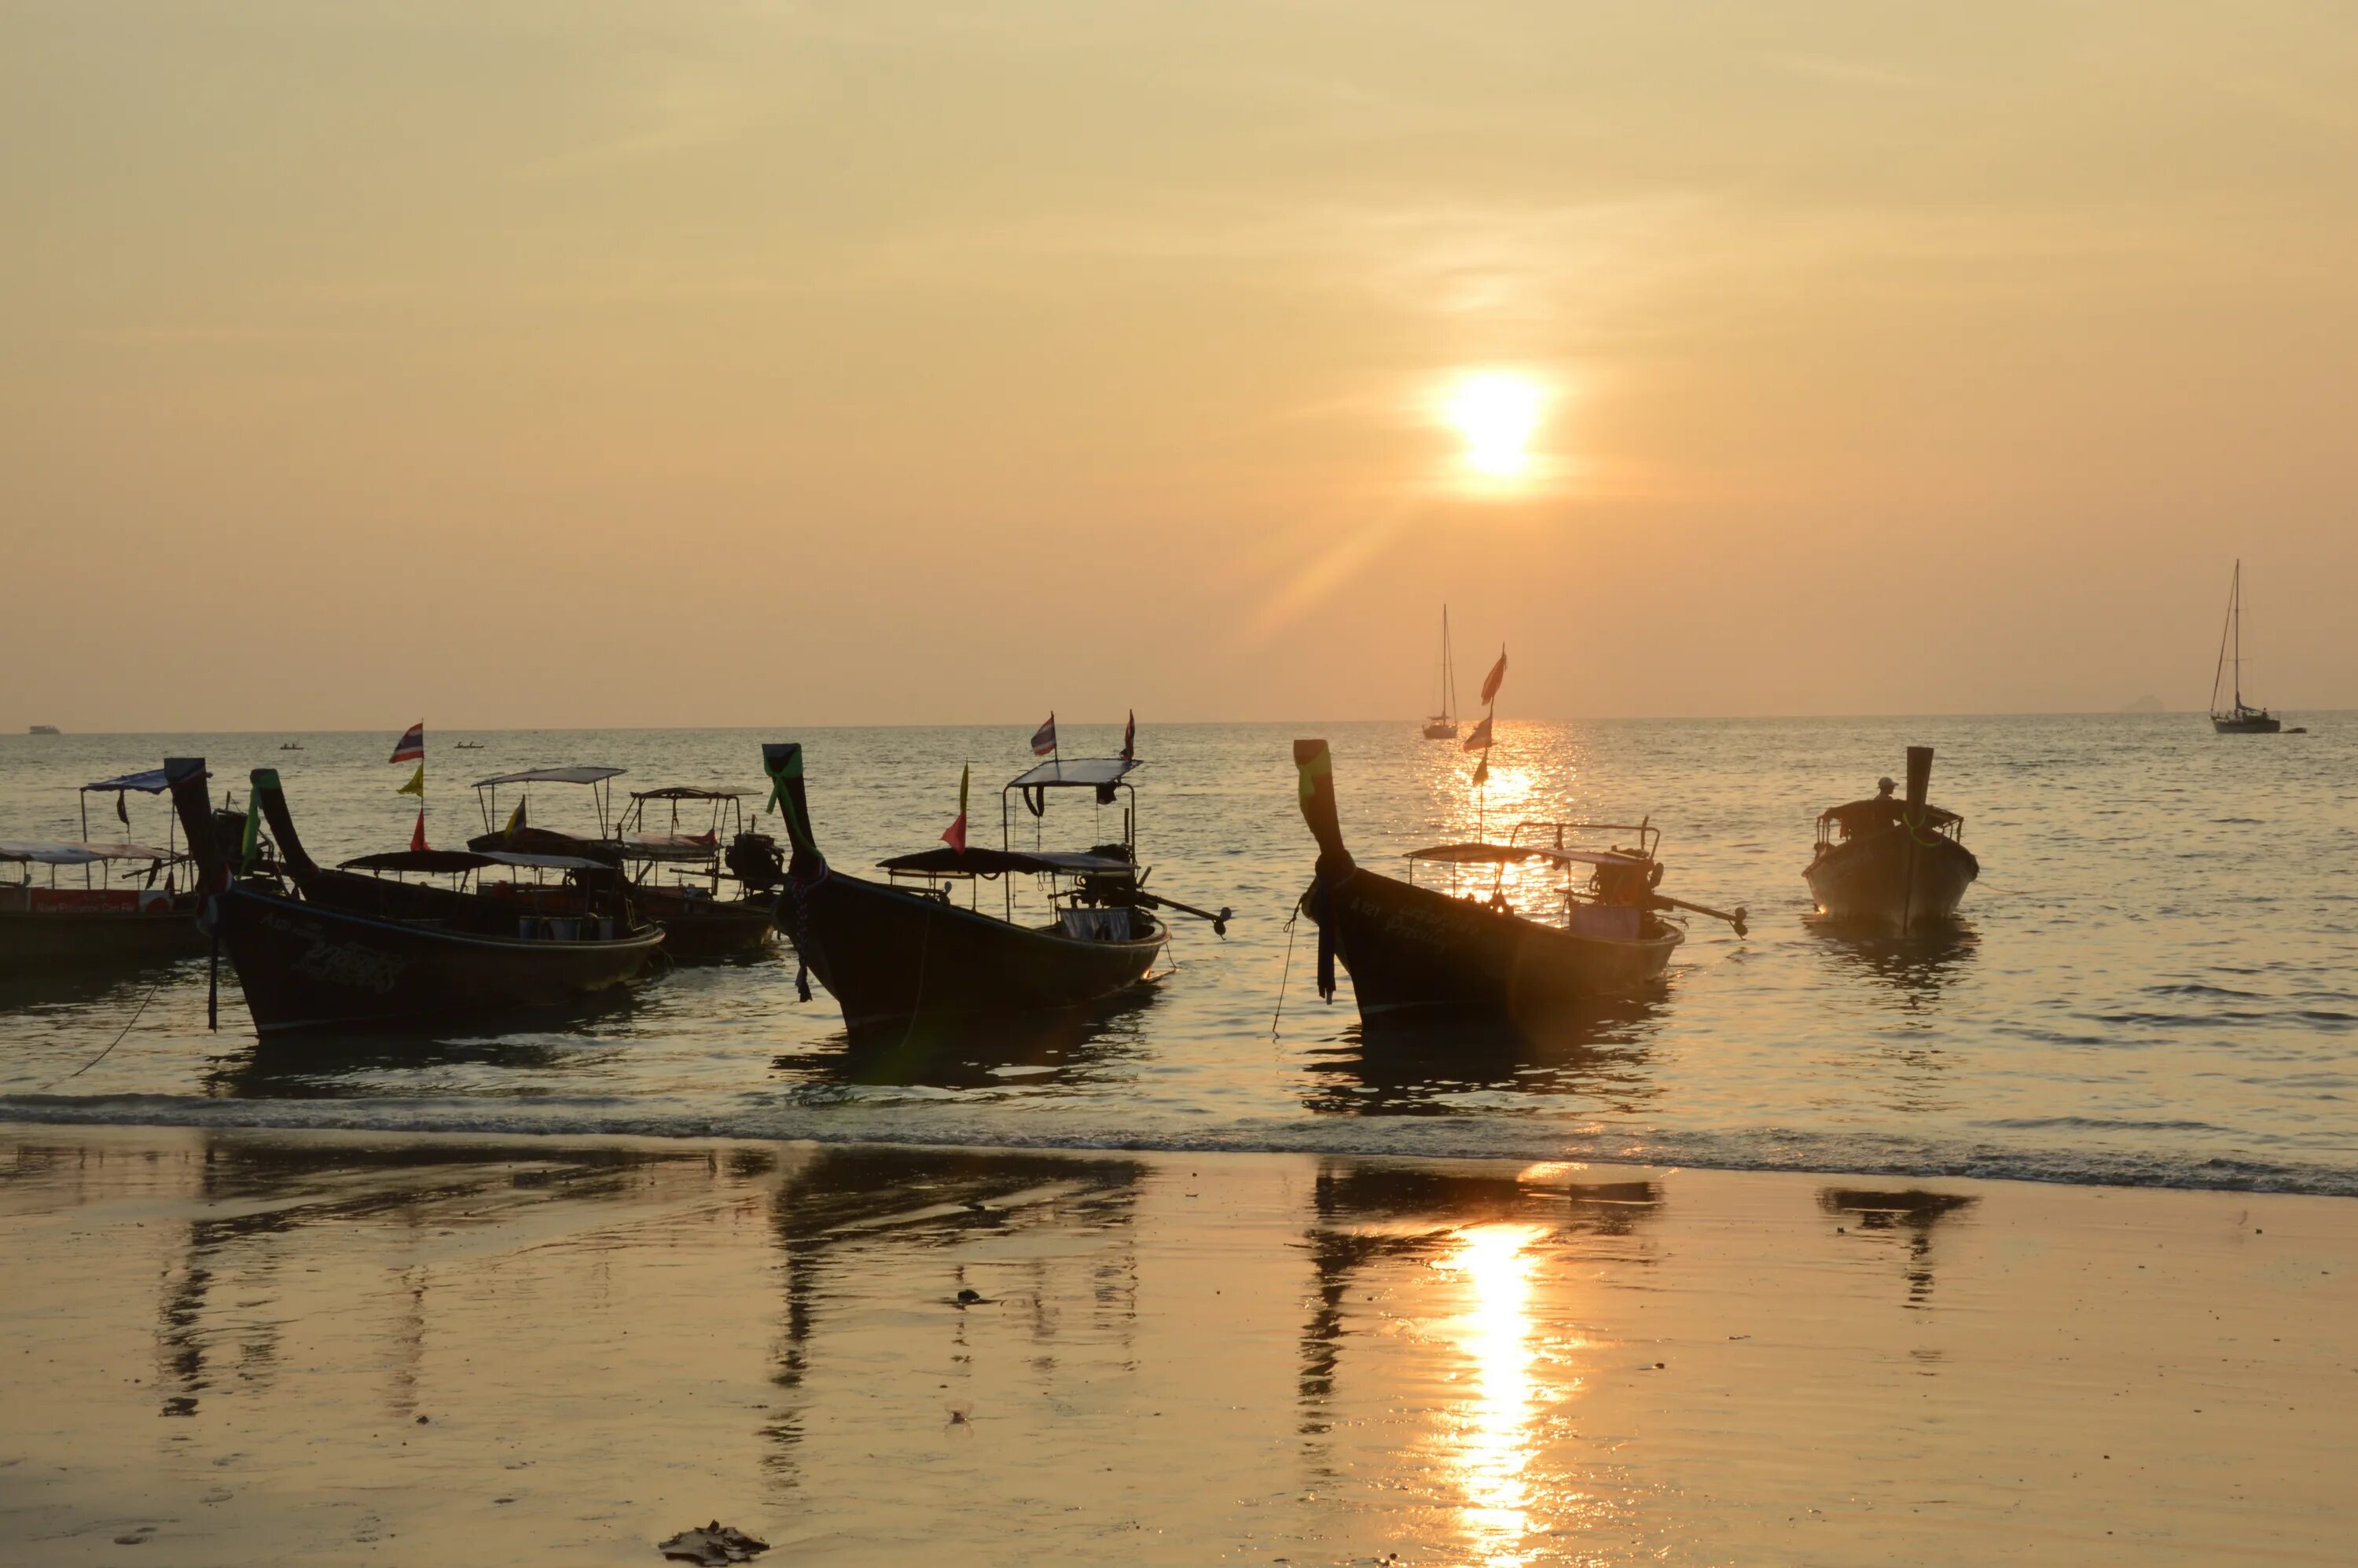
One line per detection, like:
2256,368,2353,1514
37,975,165,1092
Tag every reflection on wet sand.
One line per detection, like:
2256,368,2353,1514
1298,1161,1666,1564
1301,993,1663,1116
1820,1187,1978,1307
769,989,1160,1092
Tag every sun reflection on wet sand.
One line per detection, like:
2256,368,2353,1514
1440,1223,1555,1566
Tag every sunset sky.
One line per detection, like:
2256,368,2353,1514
5,1,2353,730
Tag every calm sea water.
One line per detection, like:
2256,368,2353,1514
3,716,2354,1194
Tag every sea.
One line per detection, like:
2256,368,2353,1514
3,715,2353,1195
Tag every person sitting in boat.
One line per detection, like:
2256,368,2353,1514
1818,777,1958,847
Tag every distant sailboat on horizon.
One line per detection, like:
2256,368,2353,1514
1422,606,1460,740
2209,560,2283,734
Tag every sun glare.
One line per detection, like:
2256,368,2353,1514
1445,373,1546,479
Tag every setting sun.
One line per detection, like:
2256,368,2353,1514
1445,373,1547,478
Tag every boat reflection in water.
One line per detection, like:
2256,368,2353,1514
1298,1162,1665,1565
771,985,1160,1093
1806,919,1981,1011
1820,1187,1978,1308
1300,991,1664,1116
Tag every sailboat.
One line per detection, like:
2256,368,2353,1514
2209,560,2283,734
1422,606,1460,740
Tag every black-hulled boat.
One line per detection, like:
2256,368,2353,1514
1803,745,1979,934
167,760,663,1035
1292,739,1745,1027
762,740,1229,1039
463,770,780,960
2209,559,2284,733
1,768,208,971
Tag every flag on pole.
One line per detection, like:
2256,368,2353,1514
115,791,130,828
396,763,426,798
1471,753,1489,789
1479,648,1508,707
1030,714,1058,757
501,797,527,838
389,721,425,764
240,801,262,872
942,762,971,854
410,806,429,853
1462,714,1493,752
1120,710,1135,762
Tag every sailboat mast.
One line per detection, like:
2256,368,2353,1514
1444,607,1458,722
2231,560,2243,709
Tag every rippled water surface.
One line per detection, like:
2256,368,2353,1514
4,716,2354,1192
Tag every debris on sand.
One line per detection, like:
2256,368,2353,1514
954,1287,990,1305
657,1522,770,1564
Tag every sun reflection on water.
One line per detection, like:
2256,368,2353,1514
1441,1223,1553,1566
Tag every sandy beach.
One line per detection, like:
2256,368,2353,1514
1,1126,2350,1564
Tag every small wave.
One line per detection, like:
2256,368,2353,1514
6,1097,2358,1200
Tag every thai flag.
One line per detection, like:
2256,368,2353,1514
1030,714,1057,757
1462,714,1493,752
1120,710,1135,761
388,721,425,764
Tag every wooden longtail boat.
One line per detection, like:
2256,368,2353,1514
762,740,1229,1040
1291,739,1744,1026
1802,745,1980,935
167,760,663,1036
1,768,207,971
464,771,780,960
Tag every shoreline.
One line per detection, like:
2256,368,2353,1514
6,1122,2355,1563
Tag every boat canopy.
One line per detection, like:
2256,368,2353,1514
0,839,174,865
340,848,614,875
1406,841,1649,869
1005,758,1140,791
878,846,1134,879
1819,799,1960,832
83,768,197,795
629,786,742,802
615,831,718,861
472,766,625,788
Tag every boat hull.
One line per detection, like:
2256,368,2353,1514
639,889,777,959
1804,826,1979,933
2211,714,2283,734
1299,865,1682,1022
1421,722,1457,741
211,885,663,1035
0,897,204,971
788,869,1163,1034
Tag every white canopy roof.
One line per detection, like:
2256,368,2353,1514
0,839,174,865
472,766,626,788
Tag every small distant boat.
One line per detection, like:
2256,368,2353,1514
1291,739,1745,1026
455,742,486,751
765,740,1230,1038
1804,746,1979,935
0,768,206,970
1421,607,1460,740
28,725,61,736
2209,560,2283,733
166,760,663,1035
278,743,303,751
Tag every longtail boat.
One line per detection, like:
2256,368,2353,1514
1,768,207,971
1803,745,1979,934
1291,739,1744,1026
762,740,1230,1040
167,760,663,1036
464,769,779,960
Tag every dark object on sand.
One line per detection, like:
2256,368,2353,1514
1804,746,1979,934
1290,739,1744,1026
657,1522,769,1565
164,760,663,1036
760,740,1231,1040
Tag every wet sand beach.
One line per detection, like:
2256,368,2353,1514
3,1126,2352,1564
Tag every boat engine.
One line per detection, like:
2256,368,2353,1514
725,832,786,893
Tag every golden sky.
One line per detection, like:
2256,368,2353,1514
4,2,2353,729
